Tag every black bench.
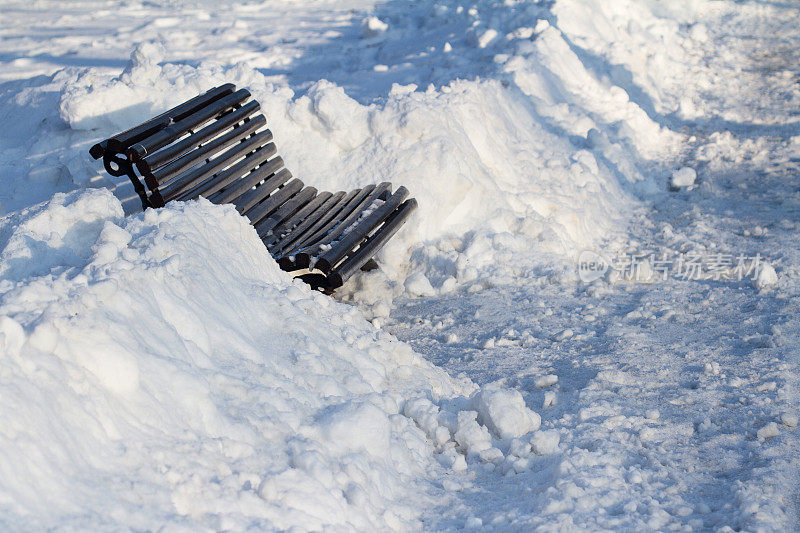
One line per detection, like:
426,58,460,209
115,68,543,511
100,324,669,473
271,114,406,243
89,84,416,292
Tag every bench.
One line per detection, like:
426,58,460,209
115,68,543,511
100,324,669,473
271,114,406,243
89,84,417,292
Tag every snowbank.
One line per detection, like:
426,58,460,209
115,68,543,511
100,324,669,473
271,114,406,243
0,0,700,308
55,47,641,308
0,189,547,530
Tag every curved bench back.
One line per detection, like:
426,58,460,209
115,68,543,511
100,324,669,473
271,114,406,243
90,84,416,291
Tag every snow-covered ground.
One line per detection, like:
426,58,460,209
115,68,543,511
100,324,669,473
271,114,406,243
1,0,799,530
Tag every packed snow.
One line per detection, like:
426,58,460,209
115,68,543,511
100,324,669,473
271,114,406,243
1,0,800,530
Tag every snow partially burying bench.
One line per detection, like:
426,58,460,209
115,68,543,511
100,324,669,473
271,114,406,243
90,83,416,292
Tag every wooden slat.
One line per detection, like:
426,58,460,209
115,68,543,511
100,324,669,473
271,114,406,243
254,187,317,239
290,187,373,254
153,116,267,187
176,142,278,202
262,191,334,250
271,191,346,257
159,128,270,201
294,182,391,267
244,179,304,226
209,155,283,206
137,101,261,173
325,199,418,288
314,186,409,273
91,84,235,158
232,168,293,214
128,89,252,159
275,189,357,265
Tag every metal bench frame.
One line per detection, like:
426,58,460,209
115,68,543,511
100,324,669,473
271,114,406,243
90,84,416,292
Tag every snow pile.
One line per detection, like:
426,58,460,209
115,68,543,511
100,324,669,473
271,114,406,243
57,44,641,305
0,189,549,530
2,0,703,306
753,262,778,290
552,0,708,116
0,0,708,310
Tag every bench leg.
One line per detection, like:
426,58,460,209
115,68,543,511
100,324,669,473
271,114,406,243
104,154,150,211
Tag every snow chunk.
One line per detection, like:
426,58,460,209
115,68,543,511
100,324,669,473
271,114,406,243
689,23,709,43
318,401,392,457
0,316,25,359
535,374,558,388
530,430,560,455
596,369,635,386
454,411,494,456
474,385,541,439
757,422,780,441
478,29,499,48
671,167,697,188
753,262,778,290
405,271,437,297
645,409,660,420
362,16,388,38
466,517,483,528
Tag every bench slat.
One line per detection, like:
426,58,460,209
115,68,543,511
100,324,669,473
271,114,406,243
155,116,267,188
209,154,283,206
177,142,278,202
137,100,261,173
326,199,418,288
91,84,235,159
263,191,334,250
255,187,318,239
315,186,409,273
276,189,360,267
244,179,304,226
232,167,293,214
159,127,269,201
129,88,252,159
290,186,374,257
271,190,346,258
295,182,391,268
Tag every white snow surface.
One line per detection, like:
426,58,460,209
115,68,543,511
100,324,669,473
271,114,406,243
0,188,546,530
2,0,800,530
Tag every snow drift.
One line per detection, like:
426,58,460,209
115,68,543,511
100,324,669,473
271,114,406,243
1,0,697,308
0,0,713,528
0,189,548,530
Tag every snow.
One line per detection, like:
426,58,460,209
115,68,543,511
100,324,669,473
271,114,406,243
753,262,778,290
362,17,389,39
474,385,541,440
781,413,799,428
671,166,697,188
757,422,781,441
0,188,554,530
2,0,800,530
530,430,560,456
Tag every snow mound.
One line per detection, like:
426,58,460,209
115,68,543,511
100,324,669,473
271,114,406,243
54,40,646,305
4,0,700,307
0,189,549,530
